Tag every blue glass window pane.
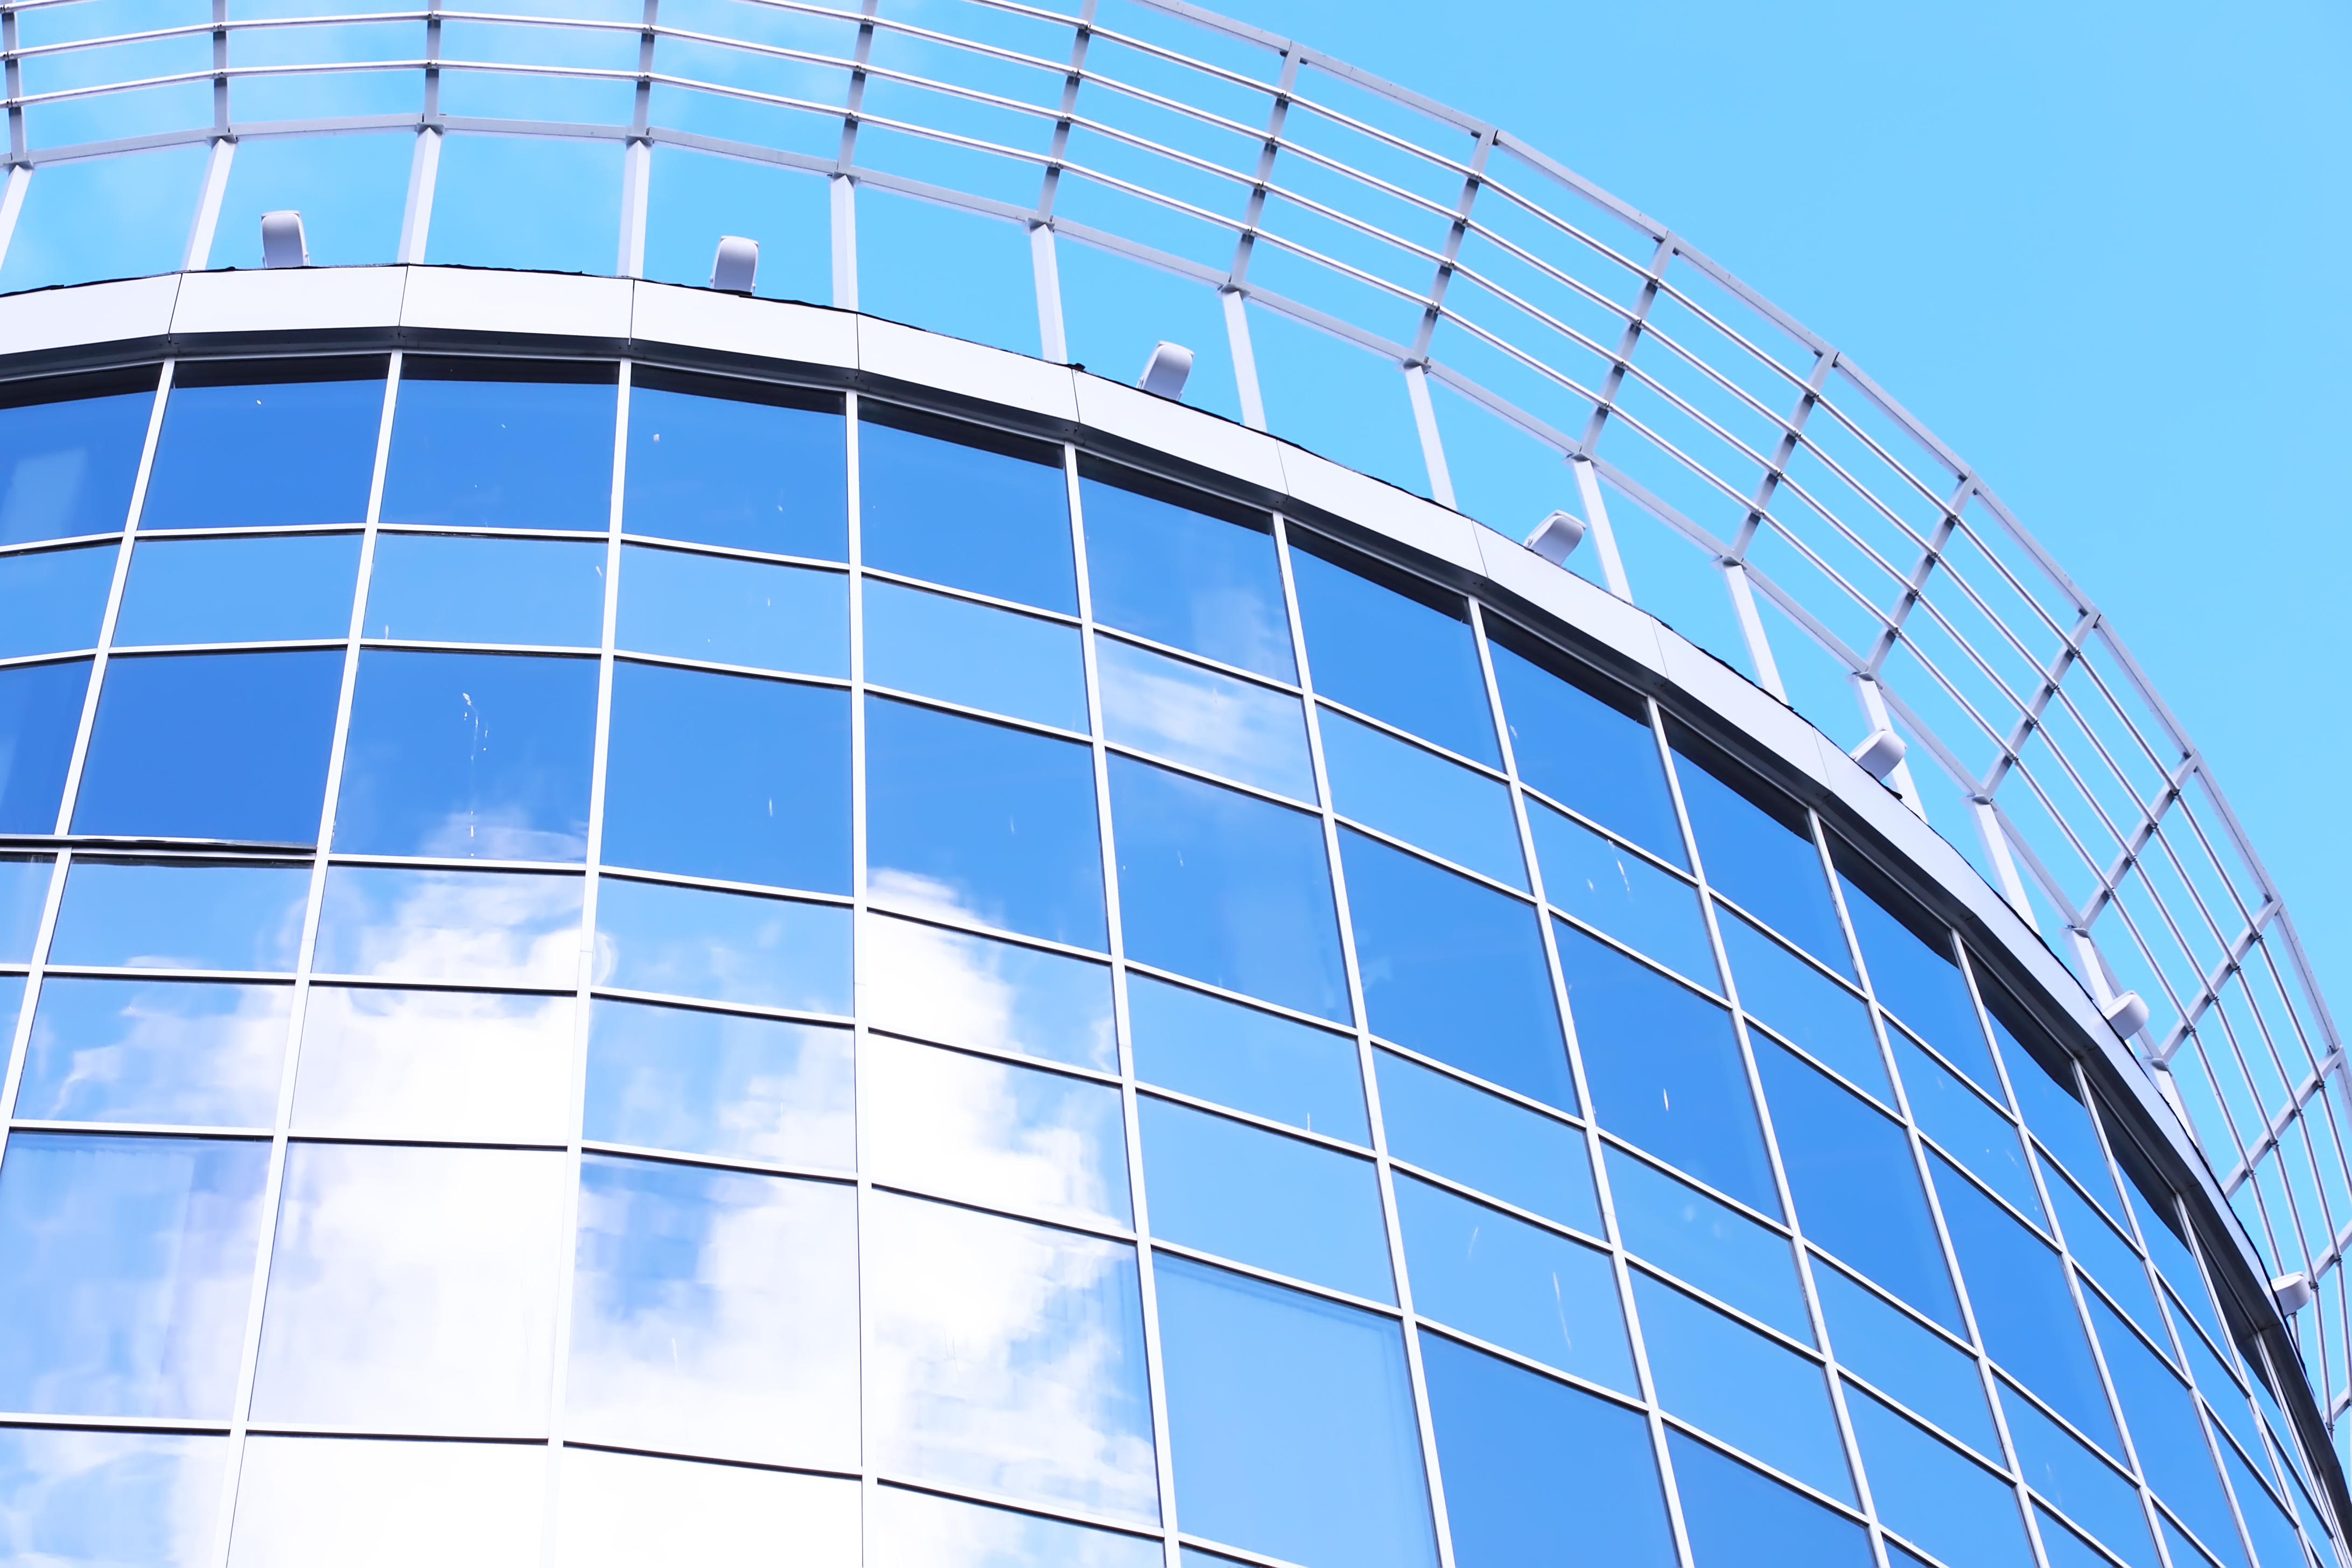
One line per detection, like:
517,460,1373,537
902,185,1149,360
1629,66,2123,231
1839,867,2003,1095
362,534,607,647
48,859,310,971
1672,744,1848,973
1289,541,1497,765
334,650,598,859
1346,831,1566,1105
292,985,572,1144
594,877,850,1015
1155,1255,1438,1568
0,380,151,545
584,999,855,1168
0,856,48,962
2001,1382,2156,1568
2117,1160,2227,1349
1374,1049,1600,1233
622,375,846,561
1396,1175,1632,1390
1895,1030,2044,1223
2039,1504,2132,1568
863,578,1087,731
1109,755,1346,1021
1488,634,1683,865
0,1132,268,1418
20,977,288,1126
615,545,846,676
1634,1272,1852,1500
1321,709,1523,887
2179,1325,2264,1462
1665,1431,1871,1568
2043,1156,2165,1342
313,866,583,987
1718,906,1887,1101
2221,1436,2304,1568
0,1426,223,1568
2086,1294,2240,1558
1990,994,2126,1219
864,913,1115,1070
141,363,383,530
74,651,342,844
0,543,115,657
859,414,1075,613
1531,803,1713,984
865,1193,1158,1521
1815,1262,2000,1460
601,663,850,894
867,1035,1131,1228
1846,1384,2034,1568
1129,974,1366,1144
868,698,1105,949
1139,1097,1391,1302
1935,1156,2120,1450
1078,468,1293,681
380,360,618,532
1096,636,1314,802
1419,1334,1676,1568
2159,1511,2224,1568
1557,921,1771,1209
873,1485,1163,1568
566,1155,858,1469
1754,1039,1961,1329
114,534,362,647
1605,1146,1810,1341
0,660,88,833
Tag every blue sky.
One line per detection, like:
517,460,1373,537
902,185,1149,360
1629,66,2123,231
1227,0,2352,1014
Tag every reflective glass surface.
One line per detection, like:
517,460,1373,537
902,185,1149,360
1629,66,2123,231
48,858,310,971
1129,974,1367,1143
1718,905,1886,1100
0,659,88,832
859,414,1075,613
1489,635,1684,864
115,533,361,647
0,857,47,962
1321,708,1524,886
292,986,571,1142
140,363,383,531
1634,1271,1852,1500
615,544,848,675
362,533,607,646
1079,469,1293,680
0,543,116,659
1674,745,1848,974
1894,1029,2043,1223
1289,541,1497,765
314,866,583,986
864,577,1087,731
22,977,289,1126
1814,1261,1999,1460
0,1425,224,1567
380,360,618,531
1666,1429,1872,1568
863,913,1115,1070
0,381,150,546
1840,866,2002,1094
1605,1146,1809,1340
1845,1385,2033,1568
594,876,850,1014
622,376,847,559
556,1450,858,1568
1096,635,1315,801
867,1034,1130,1226
1375,1048,1600,1233
2000,1381,2155,1567
584,999,856,1166
1532,803,1714,984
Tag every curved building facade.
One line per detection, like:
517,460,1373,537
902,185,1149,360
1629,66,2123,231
0,6,2342,1568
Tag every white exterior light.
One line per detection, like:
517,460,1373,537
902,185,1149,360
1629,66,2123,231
1849,728,1907,781
260,211,309,269
709,235,759,293
2103,990,2152,1040
1524,510,1586,565
2276,1272,2316,1316
1137,341,1193,398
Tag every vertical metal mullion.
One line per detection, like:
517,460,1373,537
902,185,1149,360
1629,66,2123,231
1063,446,1182,1567
535,360,631,1562
843,394,879,1538
1217,48,1297,435
615,0,657,279
3,1,23,167
0,848,73,1164
830,0,877,312
204,351,402,1568
1270,513,1457,1568
1028,0,1093,366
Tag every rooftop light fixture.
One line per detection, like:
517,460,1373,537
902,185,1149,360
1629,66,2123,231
2276,1272,2316,1315
1137,341,1193,398
709,236,759,294
2102,989,2152,1040
260,211,309,269
1524,509,1586,564
1849,728,1908,782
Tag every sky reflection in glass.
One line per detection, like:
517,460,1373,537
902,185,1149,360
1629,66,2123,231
615,545,847,675
0,383,149,546
1320,708,1523,887
863,578,1087,731
1717,906,1886,1101
866,1034,1131,1227
584,1000,855,1167
623,377,846,560
21,977,289,1127
1674,748,1847,975
0,660,88,833
1665,1430,1871,1568
141,365,382,531
0,1426,223,1568
48,858,309,971
362,533,607,647
1375,1049,1600,1233
380,361,617,533
1289,542,1496,766
0,543,115,659
313,866,583,986
1532,803,1713,984
1096,635,1315,801
1604,1146,1809,1341
114,533,361,647
858,416,1075,614
1813,1261,1997,1460
594,876,850,1014
1079,470,1292,680
1128,974,1366,1144
1844,1385,2032,1568
1488,635,1684,866
292,986,572,1143
862,913,1115,1071
1633,1272,1852,1501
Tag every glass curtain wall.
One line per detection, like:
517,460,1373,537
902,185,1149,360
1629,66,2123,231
0,359,2335,1568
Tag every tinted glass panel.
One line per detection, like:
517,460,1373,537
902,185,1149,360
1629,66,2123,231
363,534,607,647
1894,1030,2043,1223
1110,755,1347,1021
1346,832,1566,1106
1079,470,1292,680
859,416,1075,613
871,1485,1159,1568
864,913,1115,1070
1754,1040,1960,1329
1674,745,1847,973
615,545,846,676
380,362,618,532
1845,1385,2034,1568
1155,1256,1437,1568
1990,994,2126,1218
229,1434,541,1564
21,977,288,1126
1605,1146,1809,1340
584,999,855,1167
1840,865,2001,1094
2087,1294,2238,1558
0,384,151,545
1489,635,1682,863
601,663,850,893
622,377,846,560
48,859,309,972
1374,1049,1600,1233
334,650,598,860
1096,636,1314,802
74,651,342,844
594,877,850,1014
0,1426,223,1568
1129,974,1366,1143
1290,542,1497,765
863,578,1087,731
0,856,49,962
0,1132,267,1418
142,366,382,530
2000,1383,2155,1568
291,986,571,1143
867,698,1104,948
1420,1335,1675,1568
1396,1174,1632,1390
866,1035,1130,1227
314,866,583,987
1666,1430,1872,1568
1718,906,1886,1100
1321,709,1523,886
1557,922,1772,1210
0,660,89,833
1814,1262,1999,1460
1634,1272,1852,1500
1140,1097,1391,1301
558,1451,858,1568
115,533,362,647
0,543,115,657
1532,803,1713,983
